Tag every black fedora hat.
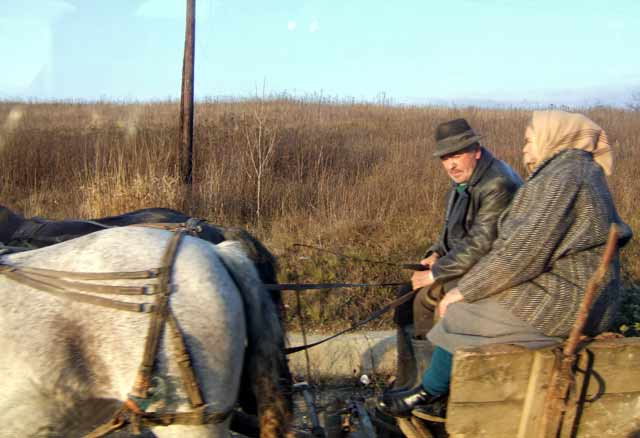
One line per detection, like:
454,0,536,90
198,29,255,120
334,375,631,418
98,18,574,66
433,118,483,158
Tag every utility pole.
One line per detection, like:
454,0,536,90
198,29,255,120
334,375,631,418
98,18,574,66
179,0,196,185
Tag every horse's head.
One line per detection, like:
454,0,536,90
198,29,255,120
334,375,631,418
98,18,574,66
0,205,25,244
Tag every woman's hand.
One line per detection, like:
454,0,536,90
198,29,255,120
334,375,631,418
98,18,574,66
438,288,464,318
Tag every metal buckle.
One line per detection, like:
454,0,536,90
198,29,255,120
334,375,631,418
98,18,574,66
127,377,167,413
139,303,155,313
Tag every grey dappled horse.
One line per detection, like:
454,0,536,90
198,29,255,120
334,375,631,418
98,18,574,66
0,226,291,437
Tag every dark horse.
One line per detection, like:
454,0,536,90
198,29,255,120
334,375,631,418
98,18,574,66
0,205,290,437
1,206,277,286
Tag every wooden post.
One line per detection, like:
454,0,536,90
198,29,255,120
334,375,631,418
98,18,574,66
179,0,196,185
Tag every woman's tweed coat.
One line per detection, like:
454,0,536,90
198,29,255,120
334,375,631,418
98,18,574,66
457,149,632,337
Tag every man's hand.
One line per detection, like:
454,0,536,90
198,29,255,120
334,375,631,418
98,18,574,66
411,269,435,290
420,253,440,269
411,253,440,289
438,288,464,318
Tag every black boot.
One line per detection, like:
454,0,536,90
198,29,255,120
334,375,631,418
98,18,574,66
412,395,447,423
377,385,444,418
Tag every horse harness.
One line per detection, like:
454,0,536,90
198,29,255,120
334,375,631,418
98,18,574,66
0,222,234,437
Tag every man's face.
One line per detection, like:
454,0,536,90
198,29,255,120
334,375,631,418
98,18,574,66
439,147,482,184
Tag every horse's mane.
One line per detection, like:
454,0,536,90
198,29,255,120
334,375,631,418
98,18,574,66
215,241,293,438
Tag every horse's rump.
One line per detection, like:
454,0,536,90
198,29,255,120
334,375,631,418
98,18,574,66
0,227,291,437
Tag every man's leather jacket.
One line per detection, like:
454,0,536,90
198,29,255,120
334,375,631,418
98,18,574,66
426,148,523,289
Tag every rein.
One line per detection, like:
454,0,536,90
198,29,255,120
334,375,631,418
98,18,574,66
266,281,408,291
282,284,443,355
279,244,429,355
259,240,420,353
292,243,429,272
284,285,417,354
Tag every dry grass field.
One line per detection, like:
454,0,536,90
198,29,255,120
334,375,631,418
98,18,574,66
1,99,638,333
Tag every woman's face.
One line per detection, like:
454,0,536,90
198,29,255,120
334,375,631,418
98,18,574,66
522,125,540,171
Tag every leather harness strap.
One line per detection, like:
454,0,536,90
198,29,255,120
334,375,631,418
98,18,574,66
12,270,156,295
13,265,164,280
167,309,205,407
131,230,184,399
87,228,233,436
141,403,233,426
131,219,205,234
0,265,156,313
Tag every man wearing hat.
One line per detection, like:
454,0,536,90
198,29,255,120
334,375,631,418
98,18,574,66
392,118,523,392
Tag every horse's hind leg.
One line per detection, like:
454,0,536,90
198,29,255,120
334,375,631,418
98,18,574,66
0,340,123,437
151,423,230,438
0,389,59,437
0,379,120,437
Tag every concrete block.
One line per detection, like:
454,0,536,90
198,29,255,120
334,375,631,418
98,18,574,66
286,330,397,379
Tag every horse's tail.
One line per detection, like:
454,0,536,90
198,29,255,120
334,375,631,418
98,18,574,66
215,241,293,438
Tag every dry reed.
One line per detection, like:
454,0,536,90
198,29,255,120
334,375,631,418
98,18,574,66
1,99,638,331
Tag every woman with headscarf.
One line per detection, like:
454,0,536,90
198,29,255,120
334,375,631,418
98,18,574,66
378,110,633,421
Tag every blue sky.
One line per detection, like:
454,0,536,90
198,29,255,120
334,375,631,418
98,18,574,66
1,0,639,106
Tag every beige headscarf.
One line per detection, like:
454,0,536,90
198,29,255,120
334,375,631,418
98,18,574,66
528,110,613,175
